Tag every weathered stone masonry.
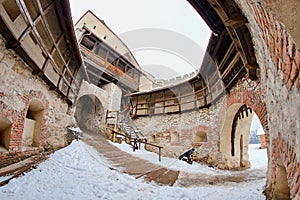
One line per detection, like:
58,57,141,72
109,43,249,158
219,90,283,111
133,77,266,168
0,35,75,168
236,0,300,198
216,78,267,169
132,0,299,198
134,107,219,159
0,0,298,199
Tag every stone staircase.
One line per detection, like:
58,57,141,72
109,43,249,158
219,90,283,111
105,109,164,161
105,110,147,143
118,122,146,140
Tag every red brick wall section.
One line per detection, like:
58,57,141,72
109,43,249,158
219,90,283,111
23,90,49,147
215,88,268,151
0,90,49,168
0,100,24,168
246,0,300,91
226,89,268,132
271,134,300,199
243,1,300,198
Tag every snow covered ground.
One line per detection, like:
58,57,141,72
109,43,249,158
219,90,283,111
110,141,268,174
0,140,267,200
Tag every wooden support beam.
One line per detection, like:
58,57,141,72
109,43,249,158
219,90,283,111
225,16,247,28
5,39,20,49
206,0,259,80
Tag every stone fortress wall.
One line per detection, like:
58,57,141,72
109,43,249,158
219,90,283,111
0,0,299,199
132,0,300,198
0,35,75,167
133,77,265,169
236,0,300,198
153,70,199,89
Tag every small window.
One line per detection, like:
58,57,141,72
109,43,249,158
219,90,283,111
23,100,44,147
24,0,39,20
274,160,290,199
107,52,117,66
171,131,179,143
94,43,108,59
81,36,95,50
40,0,54,11
118,59,126,72
194,131,207,142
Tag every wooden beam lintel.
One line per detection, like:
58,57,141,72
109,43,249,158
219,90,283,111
225,16,247,29
245,63,259,80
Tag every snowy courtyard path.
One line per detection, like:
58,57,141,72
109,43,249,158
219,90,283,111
82,131,267,187
82,131,180,186
0,130,267,199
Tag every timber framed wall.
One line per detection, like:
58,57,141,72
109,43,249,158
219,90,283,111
0,0,82,167
75,10,142,93
129,77,210,116
0,0,85,104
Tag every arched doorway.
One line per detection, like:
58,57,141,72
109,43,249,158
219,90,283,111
23,99,44,148
220,103,257,169
74,95,104,132
0,116,12,151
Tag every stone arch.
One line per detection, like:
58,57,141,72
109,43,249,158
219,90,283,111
232,104,254,167
225,90,268,132
0,116,12,151
77,81,108,111
74,94,104,132
220,103,244,168
219,89,267,169
23,99,45,148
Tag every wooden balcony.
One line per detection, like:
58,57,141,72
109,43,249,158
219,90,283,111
0,0,85,104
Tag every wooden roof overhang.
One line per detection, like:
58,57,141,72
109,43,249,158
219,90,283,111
188,0,259,80
79,26,143,75
126,74,210,117
126,0,259,114
0,0,88,104
78,26,142,93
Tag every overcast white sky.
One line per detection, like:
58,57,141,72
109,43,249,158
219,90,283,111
69,0,212,79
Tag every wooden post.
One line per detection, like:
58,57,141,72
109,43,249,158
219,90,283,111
114,112,118,131
204,86,207,105
105,110,108,124
133,139,136,152
163,90,165,114
178,87,181,113
158,147,161,162
135,96,138,117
